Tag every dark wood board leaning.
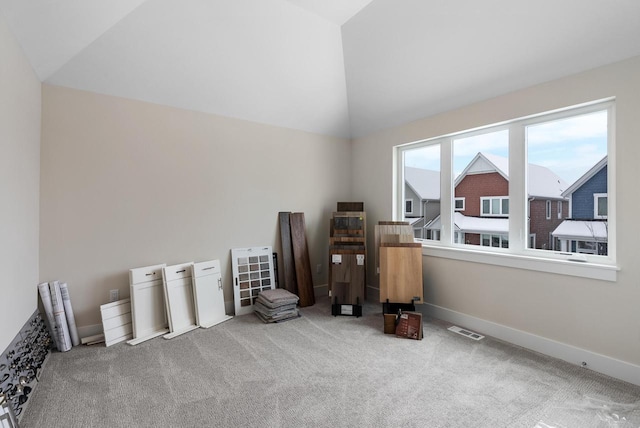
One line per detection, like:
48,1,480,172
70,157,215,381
336,202,364,212
289,212,315,307
278,212,298,295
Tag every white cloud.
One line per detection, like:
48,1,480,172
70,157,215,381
405,144,440,170
403,111,608,184
527,111,607,147
454,130,508,157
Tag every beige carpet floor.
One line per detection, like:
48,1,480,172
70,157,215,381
18,300,640,428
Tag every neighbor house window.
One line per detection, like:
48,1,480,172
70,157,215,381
395,99,615,279
594,193,608,219
481,234,509,248
405,199,413,214
557,201,562,219
546,200,552,219
481,197,509,216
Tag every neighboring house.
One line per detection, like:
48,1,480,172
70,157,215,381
426,152,568,249
404,167,440,238
552,156,608,255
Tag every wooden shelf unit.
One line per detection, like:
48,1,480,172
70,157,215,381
329,209,366,316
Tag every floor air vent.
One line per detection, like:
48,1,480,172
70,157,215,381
448,325,484,340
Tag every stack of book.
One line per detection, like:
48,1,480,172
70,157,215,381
254,289,299,323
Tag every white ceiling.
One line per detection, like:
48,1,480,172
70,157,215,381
284,0,373,26
2,0,640,139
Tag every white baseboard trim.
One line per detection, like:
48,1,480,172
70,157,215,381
225,300,234,316
314,283,328,298
77,324,103,340
421,303,640,387
366,285,380,303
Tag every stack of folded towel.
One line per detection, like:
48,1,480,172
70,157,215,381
254,288,300,323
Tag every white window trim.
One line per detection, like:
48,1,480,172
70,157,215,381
396,98,617,282
594,193,608,219
481,233,509,248
576,240,598,254
480,196,508,217
454,197,465,211
557,201,562,219
422,245,618,282
405,199,413,214
546,200,552,220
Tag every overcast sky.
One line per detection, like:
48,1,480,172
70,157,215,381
405,110,608,185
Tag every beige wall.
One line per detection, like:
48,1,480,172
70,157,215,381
0,17,41,352
6,10,639,374
40,85,351,328
352,56,640,366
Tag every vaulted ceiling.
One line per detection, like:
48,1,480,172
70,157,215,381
2,0,640,138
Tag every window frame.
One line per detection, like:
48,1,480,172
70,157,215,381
546,200,552,220
481,233,509,248
594,193,608,219
395,98,617,281
405,199,413,215
481,196,508,217
454,197,465,211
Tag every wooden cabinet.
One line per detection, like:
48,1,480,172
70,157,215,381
192,260,233,328
162,262,199,339
128,263,169,345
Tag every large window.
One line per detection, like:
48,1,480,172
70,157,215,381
452,129,509,248
402,143,441,240
525,109,609,253
396,100,615,278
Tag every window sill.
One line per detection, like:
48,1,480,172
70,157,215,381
420,243,618,282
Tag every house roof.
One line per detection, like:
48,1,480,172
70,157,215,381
455,152,509,184
552,220,608,241
456,152,568,199
426,212,508,235
2,2,640,138
562,156,608,197
405,167,440,200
